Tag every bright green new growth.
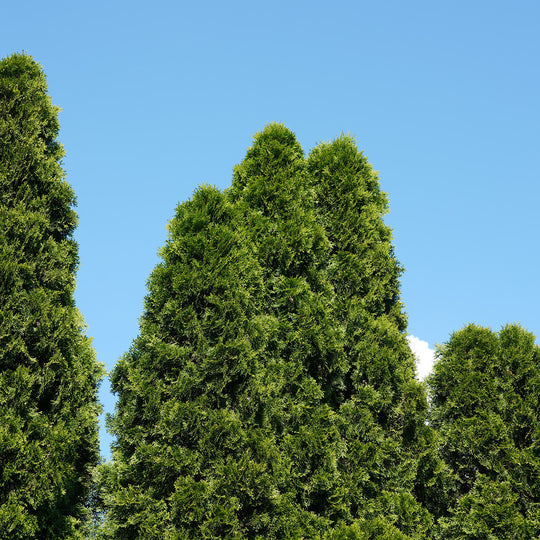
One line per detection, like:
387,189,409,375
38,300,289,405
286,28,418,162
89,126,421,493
0,53,104,539
428,323,540,537
104,124,431,537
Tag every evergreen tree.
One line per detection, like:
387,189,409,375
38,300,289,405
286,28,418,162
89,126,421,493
0,53,103,539
428,323,540,537
104,184,324,537
104,126,338,537
307,136,433,535
105,125,432,537
229,125,347,532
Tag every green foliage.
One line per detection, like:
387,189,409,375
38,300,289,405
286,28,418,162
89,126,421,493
428,323,540,537
104,124,431,537
307,136,435,535
0,53,104,538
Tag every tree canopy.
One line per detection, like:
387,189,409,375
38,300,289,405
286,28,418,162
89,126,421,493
0,58,431,535
428,323,540,537
3,53,540,540
103,124,431,538
0,53,104,539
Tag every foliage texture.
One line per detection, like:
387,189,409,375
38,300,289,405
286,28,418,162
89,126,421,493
0,53,103,539
428,323,540,538
104,124,431,538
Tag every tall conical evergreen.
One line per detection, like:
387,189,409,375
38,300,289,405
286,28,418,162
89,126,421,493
229,125,348,532
307,136,410,399
307,136,432,535
105,124,431,537
104,127,339,537
428,324,540,537
0,54,103,538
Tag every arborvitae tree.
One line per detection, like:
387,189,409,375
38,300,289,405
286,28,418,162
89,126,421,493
104,183,328,537
428,323,540,537
229,125,348,532
105,124,432,537
103,126,338,537
0,54,103,538
307,136,433,535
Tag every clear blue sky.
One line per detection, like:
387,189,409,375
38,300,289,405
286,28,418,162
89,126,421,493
3,0,539,459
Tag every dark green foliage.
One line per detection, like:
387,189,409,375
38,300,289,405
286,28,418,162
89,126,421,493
103,135,332,537
307,136,433,535
104,124,431,537
229,126,350,531
0,53,103,539
307,136,406,331
428,323,540,537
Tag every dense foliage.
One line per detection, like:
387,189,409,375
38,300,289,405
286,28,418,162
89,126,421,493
306,137,434,536
428,323,540,537
0,53,103,539
3,56,538,537
103,124,431,538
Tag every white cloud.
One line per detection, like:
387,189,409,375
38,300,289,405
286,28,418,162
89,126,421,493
407,335,436,380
